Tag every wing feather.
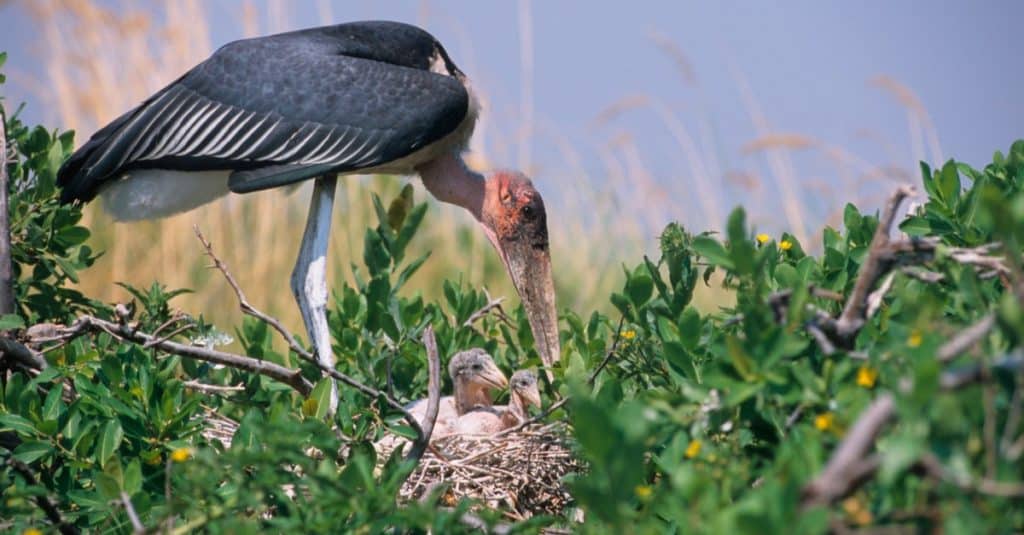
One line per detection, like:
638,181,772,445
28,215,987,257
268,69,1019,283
58,21,469,203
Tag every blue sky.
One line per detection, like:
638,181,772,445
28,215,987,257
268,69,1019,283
1,1,1021,235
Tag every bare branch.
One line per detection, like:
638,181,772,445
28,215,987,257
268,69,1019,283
940,353,1024,390
65,316,313,395
120,492,145,534
194,226,314,362
937,314,995,364
404,325,442,464
195,227,429,441
865,272,895,319
462,294,510,328
6,456,80,535
802,394,895,506
835,186,914,340
1001,372,1023,458
182,381,246,394
0,335,48,370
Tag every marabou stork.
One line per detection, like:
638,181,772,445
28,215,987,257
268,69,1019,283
56,21,560,411
454,368,540,435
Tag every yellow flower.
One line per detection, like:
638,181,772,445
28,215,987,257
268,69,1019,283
170,447,192,463
622,329,636,340
907,330,922,348
779,240,793,251
22,529,43,535
684,439,702,459
755,233,770,245
856,366,878,389
814,412,834,431
634,485,653,499
841,497,873,525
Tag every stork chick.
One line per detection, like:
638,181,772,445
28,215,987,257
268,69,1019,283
406,348,508,437
454,369,542,435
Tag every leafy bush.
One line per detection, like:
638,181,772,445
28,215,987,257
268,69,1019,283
2,50,1022,533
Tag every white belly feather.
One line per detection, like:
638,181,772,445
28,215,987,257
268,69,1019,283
100,169,231,221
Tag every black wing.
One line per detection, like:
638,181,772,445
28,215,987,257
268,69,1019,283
58,21,469,203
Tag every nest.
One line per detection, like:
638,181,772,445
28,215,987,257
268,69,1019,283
399,423,584,520
200,409,584,520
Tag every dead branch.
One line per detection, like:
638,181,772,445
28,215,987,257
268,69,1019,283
802,393,895,506
865,272,895,319
940,353,1024,390
120,492,145,534
936,314,995,364
194,227,314,362
196,227,428,441
462,291,512,328
64,315,313,395
5,456,80,535
403,325,442,465
0,335,48,370
835,186,914,341
182,380,246,394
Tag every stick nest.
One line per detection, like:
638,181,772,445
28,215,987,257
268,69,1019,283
399,422,584,519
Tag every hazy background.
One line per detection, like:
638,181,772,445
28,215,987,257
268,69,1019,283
0,1,1020,332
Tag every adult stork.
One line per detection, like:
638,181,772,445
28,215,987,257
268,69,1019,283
56,21,560,411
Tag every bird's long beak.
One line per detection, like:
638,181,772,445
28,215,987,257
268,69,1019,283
477,361,509,390
499,238,560,380
516,385,542,409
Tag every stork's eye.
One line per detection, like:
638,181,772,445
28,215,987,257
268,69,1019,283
521,204,535,219
472,363,482,371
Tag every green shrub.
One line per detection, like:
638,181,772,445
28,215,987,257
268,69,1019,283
2,50,1022,533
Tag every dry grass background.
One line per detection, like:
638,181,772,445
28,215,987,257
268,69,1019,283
7,0,944,341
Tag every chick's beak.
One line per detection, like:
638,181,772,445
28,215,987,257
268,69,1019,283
517,384,542,409
475,361,509,390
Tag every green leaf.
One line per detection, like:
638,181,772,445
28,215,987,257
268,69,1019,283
95,472,120,500
0,414,38,436
308,378,334,420
96,419,124,467
692,236,734,270
936,160,961,207
0,314,24,330
13,440,53,463
123,459,142,496
663,341,698,381
625,267,653,307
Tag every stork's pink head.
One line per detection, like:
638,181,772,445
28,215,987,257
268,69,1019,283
479,172,560,378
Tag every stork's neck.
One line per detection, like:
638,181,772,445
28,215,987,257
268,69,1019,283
416,152,485,221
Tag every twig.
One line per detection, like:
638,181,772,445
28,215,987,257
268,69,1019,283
865,272,895,319
939,353,1024,390
120,492,145,534
916,453,1024,498
462,293,511,328
587,316,625,385
6,456,80,535
196,226,428,440
404,326,442,465
1001,372,1022,458
142,321,195,349
835,186,914,341
0,335,48,370
936,314,995,364
194,227,314,362
65,316,313,395
182,380,245,394
802,393,895,506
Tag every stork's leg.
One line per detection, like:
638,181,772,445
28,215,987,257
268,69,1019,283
291,174,339,415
